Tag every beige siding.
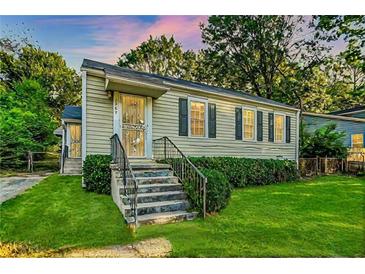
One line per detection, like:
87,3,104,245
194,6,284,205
152,88,298,160
84,73,298,160
85,75,113,155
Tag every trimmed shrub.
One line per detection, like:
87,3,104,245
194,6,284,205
183,168,231,214
83,154,112,194
189,157,299,188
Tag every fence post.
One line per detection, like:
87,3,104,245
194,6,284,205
316,156,319,175
27,151,33,173
325,156,328,175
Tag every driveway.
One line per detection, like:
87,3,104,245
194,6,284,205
0,175,46,203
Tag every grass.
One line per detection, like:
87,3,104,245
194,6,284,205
0,174,364,257
0,174,133,250
136,175,365,257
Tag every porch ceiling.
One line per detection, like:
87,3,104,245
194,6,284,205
106,74,169,99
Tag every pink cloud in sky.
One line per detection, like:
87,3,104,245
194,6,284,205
53,16,208,65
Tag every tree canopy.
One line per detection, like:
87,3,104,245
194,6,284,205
117,35,200,81
116,16,364,113
0,39,81,119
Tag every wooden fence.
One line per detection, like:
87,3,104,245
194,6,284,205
299,156,365,177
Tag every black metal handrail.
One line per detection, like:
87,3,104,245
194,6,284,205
110,134,138,224
153,136,207,218
61,145,68,174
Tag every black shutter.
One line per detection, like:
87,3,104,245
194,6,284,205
208,103,216,138
286,116,291,143
235,107,242,140
257,111,263,141
179,98,188,136
268,113,274,142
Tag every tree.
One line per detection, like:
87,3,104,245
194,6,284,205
300,123,348,158
0,80,57,168
314,16,365,109
0,38,81,119
117,35,200,81
200,16,328,105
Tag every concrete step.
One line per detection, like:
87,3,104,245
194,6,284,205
133,169,173,177
62,169,82,175
136,211,197,225
137,183,183,194
130,162,171,170
122,191,186,204
133,176,178,185
124,200,189,217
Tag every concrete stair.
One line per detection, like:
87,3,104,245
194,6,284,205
62,158,82,175
114,159,197,226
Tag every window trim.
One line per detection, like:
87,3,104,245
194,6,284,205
188,96,208,138
351,133,364,148
242,106,257,142
274,112,286,144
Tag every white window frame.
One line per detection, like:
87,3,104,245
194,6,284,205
351,133,364,148
188,96,208,138
274,112,286,143
242,106,257,142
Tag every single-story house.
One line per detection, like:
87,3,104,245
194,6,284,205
60,59,300,172
60,58,301,225
302,107,365,160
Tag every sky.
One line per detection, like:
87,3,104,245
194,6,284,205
0,15,208,70
0,15,347,72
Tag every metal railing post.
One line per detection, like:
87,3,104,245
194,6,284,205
203,177,207,219
164,137,167,161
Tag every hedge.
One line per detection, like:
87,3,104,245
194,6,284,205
183,168,231,214
189,157,299,188
83,154,112,194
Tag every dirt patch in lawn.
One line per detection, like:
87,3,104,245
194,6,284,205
63,237,172,258
1,238,172,258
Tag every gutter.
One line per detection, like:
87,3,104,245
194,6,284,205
163,81,300,112
303,112,365,123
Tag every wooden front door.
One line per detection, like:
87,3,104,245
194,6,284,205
69,124,81,158
121,94,146,157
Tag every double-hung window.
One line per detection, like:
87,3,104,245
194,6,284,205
189,97,208,137
243,108,256,141
352,134,364,148
274,114,285,143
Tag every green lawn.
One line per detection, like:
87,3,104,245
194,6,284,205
0,174,364,257
0,174,133,249
136,175,365,257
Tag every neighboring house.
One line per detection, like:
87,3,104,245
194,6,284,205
59,105,82,175
303,107,365,160
59,58,301,224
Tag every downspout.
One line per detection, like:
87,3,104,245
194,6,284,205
296,109,301,168
81,71,87,186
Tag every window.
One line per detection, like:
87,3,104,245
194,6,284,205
243,108,255,140
189,99,207,137
352,134,364,148
274,114,284,142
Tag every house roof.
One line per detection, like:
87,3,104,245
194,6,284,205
329,105,365,115
81,59,298,111
61,105,82,120
53,126,63,136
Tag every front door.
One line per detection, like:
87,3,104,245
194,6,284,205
69,124,81,158
121,94,146,157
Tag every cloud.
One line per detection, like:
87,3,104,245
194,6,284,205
53,16,207,65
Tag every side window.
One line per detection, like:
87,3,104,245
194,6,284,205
274,114,285,143
352,134,364,148
243,108,256,141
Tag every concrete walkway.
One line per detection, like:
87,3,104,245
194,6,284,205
0,175,46,203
